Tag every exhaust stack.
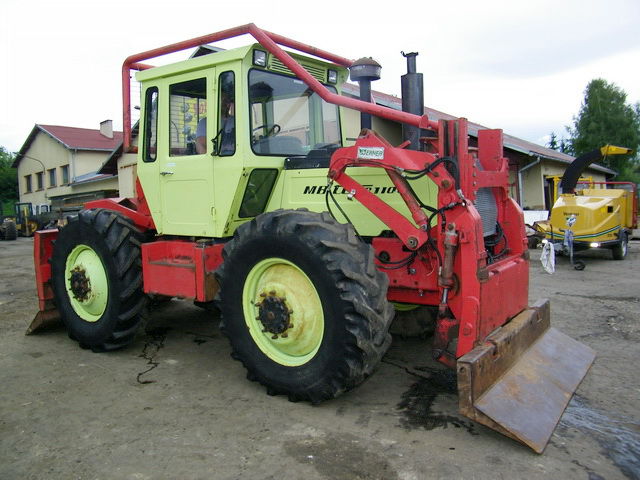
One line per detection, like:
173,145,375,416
349,57,382,130
401,52,424,150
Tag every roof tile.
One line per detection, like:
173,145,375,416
39,125,123,150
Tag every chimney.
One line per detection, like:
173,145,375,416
100,119,113,139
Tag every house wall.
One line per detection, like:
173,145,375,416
73,150,111,178
17,133,73,208
520,162,545,209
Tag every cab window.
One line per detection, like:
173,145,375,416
143,87,158,162
249,70,342,156
169,78,207,156
216,71,236,156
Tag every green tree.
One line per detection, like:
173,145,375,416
566,79,640,175
0,147,18,216
547,132,559,150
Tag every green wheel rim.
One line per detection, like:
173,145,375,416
64,244,109,322
242,258,324,366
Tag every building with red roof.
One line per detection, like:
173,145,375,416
13,121,120,213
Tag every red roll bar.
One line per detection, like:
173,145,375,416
122,23,438,151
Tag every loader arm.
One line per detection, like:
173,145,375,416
329,125,594,454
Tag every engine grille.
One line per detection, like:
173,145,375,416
475,187,498,237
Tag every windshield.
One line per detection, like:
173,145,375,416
249,69,342,156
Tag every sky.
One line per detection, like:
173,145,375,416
1,0,639,153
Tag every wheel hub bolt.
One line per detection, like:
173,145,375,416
255,291,294,339
69,266,91,301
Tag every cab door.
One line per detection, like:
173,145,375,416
159,71,216,236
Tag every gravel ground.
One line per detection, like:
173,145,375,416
0,236,638,480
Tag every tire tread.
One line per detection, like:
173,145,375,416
216,209,393,403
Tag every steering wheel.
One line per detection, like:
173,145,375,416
252,123,281,137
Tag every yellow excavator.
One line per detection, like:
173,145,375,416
537,145,636,269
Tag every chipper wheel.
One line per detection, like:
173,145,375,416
50,209,147,352
216,209,394,403
611,231,628,260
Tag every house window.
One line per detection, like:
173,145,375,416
36,172,44,190
48,168,57,187
25,175,32,193
61,165,69,185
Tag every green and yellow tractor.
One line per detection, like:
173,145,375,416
29,24,596,453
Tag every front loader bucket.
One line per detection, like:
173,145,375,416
457,299,595,453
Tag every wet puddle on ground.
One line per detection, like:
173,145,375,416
560,396,640,479
396,366,477,435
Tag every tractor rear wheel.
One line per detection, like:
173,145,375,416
217,209,393,403
50,209,147,351
611,231,628,260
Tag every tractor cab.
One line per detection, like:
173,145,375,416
136,45,348,238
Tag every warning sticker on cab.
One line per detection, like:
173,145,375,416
357,147,384,160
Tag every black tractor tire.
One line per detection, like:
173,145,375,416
2,221,17,241
216,209,394,403
611,232,628,260
50,209,147,352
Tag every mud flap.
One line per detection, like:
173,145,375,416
457,299,595,453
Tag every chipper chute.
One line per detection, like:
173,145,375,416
457,299,595,453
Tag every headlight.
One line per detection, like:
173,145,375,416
253,50,267,67
589,242,600,248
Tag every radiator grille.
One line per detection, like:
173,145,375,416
475,187,498,237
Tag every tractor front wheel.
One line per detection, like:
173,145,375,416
389,304,436,338
50,209,147,351
217,210,393,403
